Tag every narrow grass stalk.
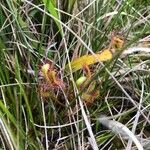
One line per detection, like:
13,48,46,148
0,118,16,150
41,100,49,150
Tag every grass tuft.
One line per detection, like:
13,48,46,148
0,0,150,149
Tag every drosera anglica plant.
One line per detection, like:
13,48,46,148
64,35,125,104
38,61,65,106
38,35,125,105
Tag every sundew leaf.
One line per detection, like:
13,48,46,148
66,36,124,72
42,0,62,35
66,49,113,72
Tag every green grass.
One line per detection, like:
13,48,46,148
0,0,150,149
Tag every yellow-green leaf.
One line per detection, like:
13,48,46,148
66,49,113,72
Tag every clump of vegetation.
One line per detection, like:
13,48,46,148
0,0,150,149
